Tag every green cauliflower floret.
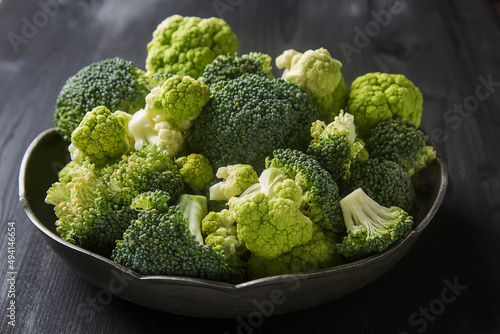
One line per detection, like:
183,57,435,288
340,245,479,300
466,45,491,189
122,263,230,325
276,48,349,124
57,160,79,184
337,158,416,214
45,144,184,256
228,168,314,260
347,72,423,137
175,154,214,192
145,15,238,78
202,209,244,261
112,190,243,283
69,106,130,166
364,118,436,176
336,188,414,261
145,75,210,131
199,52,274,86
209,164,259,201
266,149,344,234
247,223,343,279
185,73,319,173
307,111,365,182
128,109,184,156
54,57,151,141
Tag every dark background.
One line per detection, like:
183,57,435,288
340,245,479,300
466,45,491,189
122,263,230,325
1,0,500,333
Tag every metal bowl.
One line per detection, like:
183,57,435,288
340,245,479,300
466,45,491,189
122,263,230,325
19,128,448,318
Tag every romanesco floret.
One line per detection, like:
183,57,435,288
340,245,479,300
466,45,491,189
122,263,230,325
276,48,349,124
228,168,314,260
209,164,259,201
246,223,343,279
112,190,244,283
347,72,423,137
69,106,130,166
145,75,210,131
336,188,414,261
145,15,238,78
185,73,319,172
265,149,345,234
175,154,214,192
54,57,151,141
337,158,416,214
364,118,436,176
199,52,274,86
307,111,365,182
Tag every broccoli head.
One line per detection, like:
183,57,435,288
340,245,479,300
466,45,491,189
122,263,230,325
364,118,436,176
175,154,214,192
347,72,423,137
69,106,130,166
145,15,238,78
199,52,274,86
266,149,345,234
246,223,343,279
336,188,414,261
307,111,365,182
337,158,416,214
228,168,314,260
209,164,259,201
112,190,243,283
54,57,150,141
185,73,319,172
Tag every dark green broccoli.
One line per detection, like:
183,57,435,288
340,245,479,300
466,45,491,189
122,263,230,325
112,191,244,283
364,118,436,176
337,158,416,214
198,52,274,86
185,74,319,172
54,57,151,141
265,149,345,234
45,144,183,256
307,111,365,182
336,188,414,261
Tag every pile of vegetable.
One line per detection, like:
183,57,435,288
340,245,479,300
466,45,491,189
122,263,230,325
45,14,436,283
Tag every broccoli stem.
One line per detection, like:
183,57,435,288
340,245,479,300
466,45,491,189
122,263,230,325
176,194,207,244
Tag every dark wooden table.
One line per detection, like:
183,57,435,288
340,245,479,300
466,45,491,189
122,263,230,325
1,0,499,333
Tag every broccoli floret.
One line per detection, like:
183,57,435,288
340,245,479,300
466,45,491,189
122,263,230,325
364,118,436,176
45,144,184,256
185,73,319,173
347,72,424,137
209,164,259,201
246,223,343,279
112,190,243,283
54,57,151,141
275,48,349,124
57,161,79,184
175,154,214,192
265,149,345,234
336,188,414,261
145,75,210,131
228,167,314,260
202,209,245,262
307,111,365,182
69,106,130,166
337,158,416,214
145,15,238,78
199,52,274,86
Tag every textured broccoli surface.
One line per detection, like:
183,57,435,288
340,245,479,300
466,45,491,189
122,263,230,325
347,72,423,137
185,73,319,173
337,158,416,214
175,154,214,192
364,118,436,176
313,75,350,124
112,190,244,283
145,15,238,78
54,57,150,141
336,188,414,261
246,223,343,279
199,52,274,86
209,164,259,201
265,149,345,234
307,111,365,182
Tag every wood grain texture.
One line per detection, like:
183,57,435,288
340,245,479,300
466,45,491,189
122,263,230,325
1,0,499,333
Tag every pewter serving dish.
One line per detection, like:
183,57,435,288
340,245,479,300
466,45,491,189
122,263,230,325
19,128,447,318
